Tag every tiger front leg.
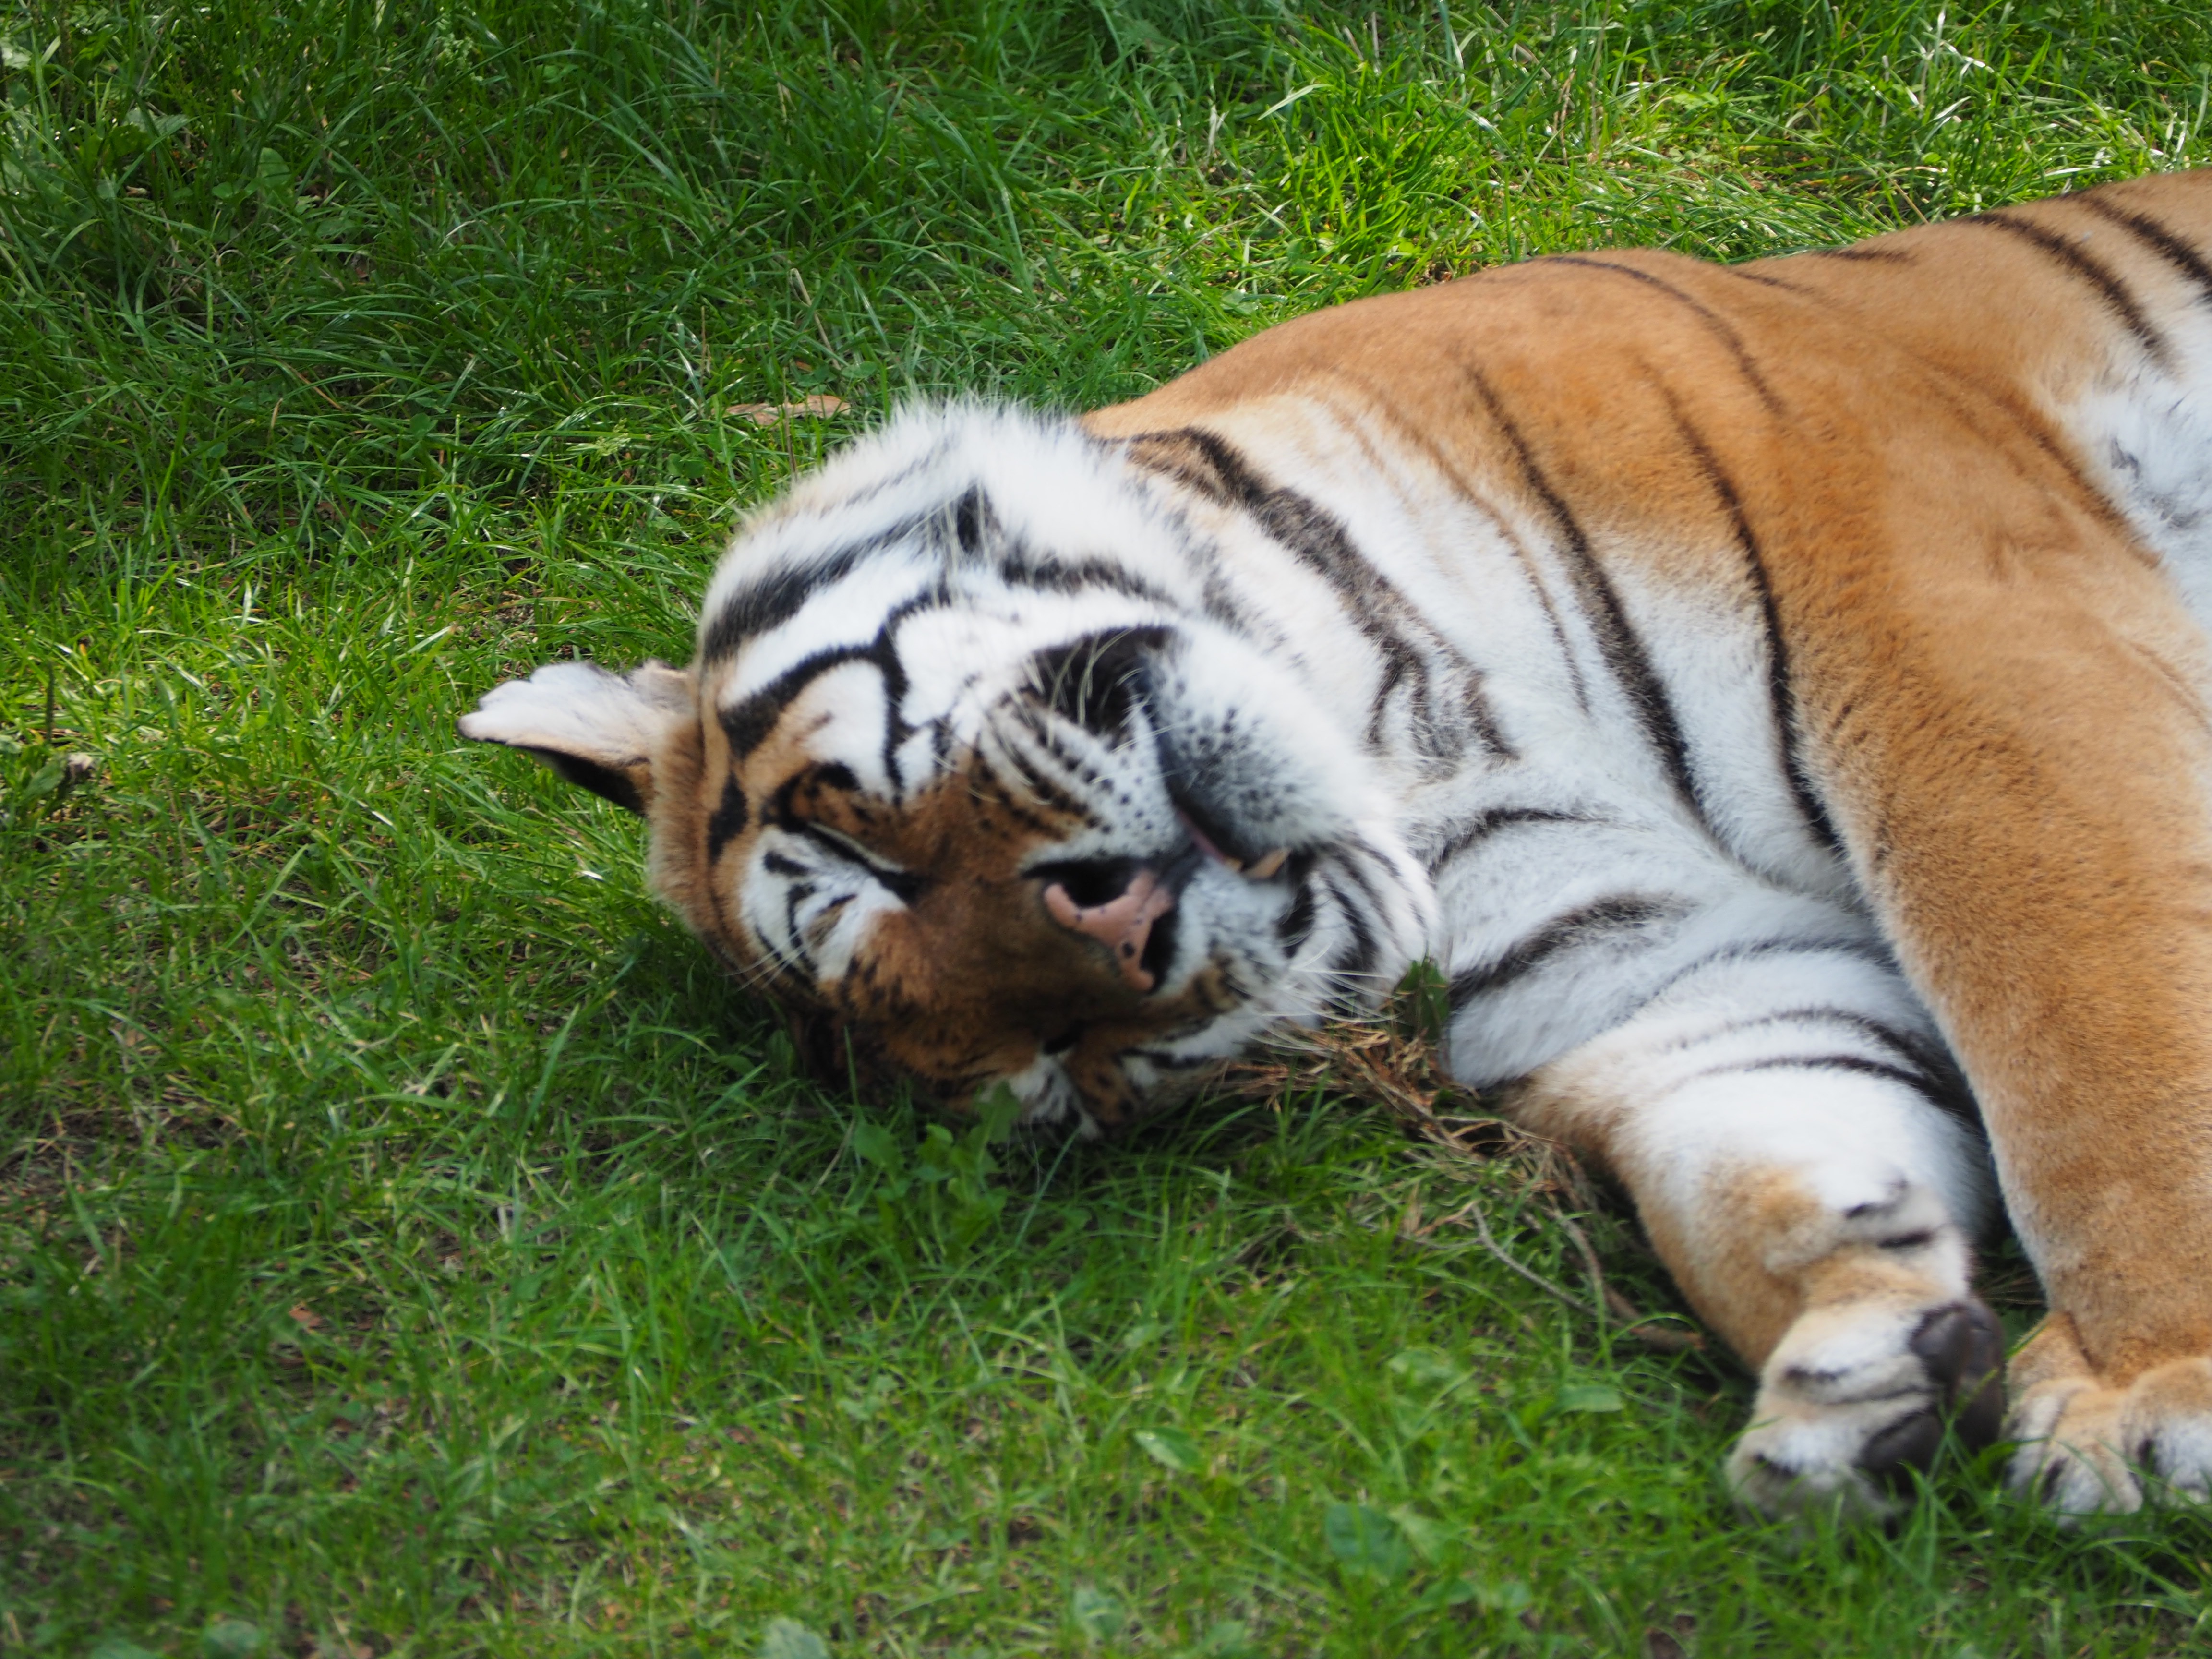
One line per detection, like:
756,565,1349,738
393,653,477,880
1505,950,2002,1520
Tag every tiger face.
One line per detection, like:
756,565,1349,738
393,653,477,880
463,408,1432,1131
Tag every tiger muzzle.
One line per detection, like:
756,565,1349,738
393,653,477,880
1037,824,1292,995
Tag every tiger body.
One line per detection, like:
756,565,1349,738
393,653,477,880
464,170,2212,1518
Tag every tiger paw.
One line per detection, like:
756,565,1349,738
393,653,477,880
1727,1297,2005,1520
2005,1315,2212,1515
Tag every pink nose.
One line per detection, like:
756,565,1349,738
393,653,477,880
1043,868,1175,992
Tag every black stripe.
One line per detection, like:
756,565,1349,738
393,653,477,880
999,709,1111,829
1328,842,1395,958
1198,566,1263,637
1628,935,1898,1014
998,543,1179,604
706,454,1214,667
1277,869,1319,951
1481,501,1587,714
1895,349,2138,543
1546,256,1783,414
703,470,1001,666
1238,472,1450,757
1467,367,1715,837
951,485,990,555
1970,213,2174,368
697,452,942,650
791,824,926,903
1803,245,1915,264
2072,194,2212,309
1228,393,1587,721
705,775,749,863
718,590,936,786
1835,1017,1975,1122
1366,655,1406,749
1448,895,1684,1009
965,753,1079,841
873,608,915,791
1319,874,1380,1008
1658,394,1845,856
1721,267,1806,292
1678,1052,1966,1118
1425,807,1603,872
752,914,809,979
1104,433,1263,636
1139,432,1387,613
924,715,956,770
1669,1003,1978,1123
811,448,936,513
781,880,819,965
1120,428,1241,504
719,645,872,761
1676,1003,1920,1060
700,517,921,661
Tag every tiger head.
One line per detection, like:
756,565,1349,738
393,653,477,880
461,407,1433,1132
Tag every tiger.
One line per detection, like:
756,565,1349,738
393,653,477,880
461,168,2212,1522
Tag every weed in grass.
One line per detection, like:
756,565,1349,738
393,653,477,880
9,1,2212,1654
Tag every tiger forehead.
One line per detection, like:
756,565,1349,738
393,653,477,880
695,410,1212,668
702,590,1177,811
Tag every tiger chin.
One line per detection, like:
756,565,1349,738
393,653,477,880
466,170,2212,1526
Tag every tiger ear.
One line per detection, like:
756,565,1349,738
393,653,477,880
459,659,694,817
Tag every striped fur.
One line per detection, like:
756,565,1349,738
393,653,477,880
464,170,2212,1519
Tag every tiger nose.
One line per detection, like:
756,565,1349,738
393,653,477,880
1042,867,1175,993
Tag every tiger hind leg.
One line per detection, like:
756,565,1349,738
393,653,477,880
1503,948,2002,1519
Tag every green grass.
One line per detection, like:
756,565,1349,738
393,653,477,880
9,0,2212,1652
